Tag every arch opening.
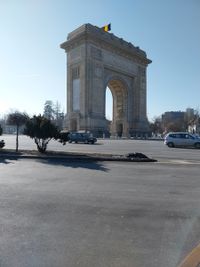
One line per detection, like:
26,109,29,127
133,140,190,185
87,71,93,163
70,119,77,132
105,79,128,138
105,87,113,121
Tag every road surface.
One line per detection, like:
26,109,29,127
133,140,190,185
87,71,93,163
1,135,200,266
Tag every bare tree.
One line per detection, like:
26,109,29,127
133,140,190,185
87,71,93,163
43,100,64,130
149,116,163,136
7,112,29,152
164,120,185,132
43,100,54,120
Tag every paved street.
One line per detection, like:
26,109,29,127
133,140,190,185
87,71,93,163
2,134,200,162
1,135,200,267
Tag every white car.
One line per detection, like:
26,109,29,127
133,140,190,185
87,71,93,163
164,132,200,148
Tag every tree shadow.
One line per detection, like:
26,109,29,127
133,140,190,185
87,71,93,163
36,157,109,172
0,156,19,165
0,150,23,164
0,150,110,171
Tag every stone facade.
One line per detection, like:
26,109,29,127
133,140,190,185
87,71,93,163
60,23,152,137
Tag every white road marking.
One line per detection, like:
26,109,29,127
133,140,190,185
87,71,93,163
157,159,200,165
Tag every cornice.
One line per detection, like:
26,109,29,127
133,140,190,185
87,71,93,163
60,24,152,66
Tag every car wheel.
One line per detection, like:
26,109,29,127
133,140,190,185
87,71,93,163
167,142,174,148
68,140,72,143
195,142,200,149
90,140,94,144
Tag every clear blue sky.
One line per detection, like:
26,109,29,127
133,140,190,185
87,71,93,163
0,0,200,121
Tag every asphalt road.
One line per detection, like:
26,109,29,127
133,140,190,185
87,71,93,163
1,135,200,267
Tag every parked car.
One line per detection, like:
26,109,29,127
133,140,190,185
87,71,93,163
164,132,200,148
68,132,97,144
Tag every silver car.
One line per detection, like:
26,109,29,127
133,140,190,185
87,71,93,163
164,132,200,148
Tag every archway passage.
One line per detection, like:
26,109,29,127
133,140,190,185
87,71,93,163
106,79,128,137
105,87,113,121
70,119,77,132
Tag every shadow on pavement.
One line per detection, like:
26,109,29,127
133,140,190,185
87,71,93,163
0,156,19,165
36,158,109,172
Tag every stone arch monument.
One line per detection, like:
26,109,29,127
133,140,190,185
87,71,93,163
60,24,151,137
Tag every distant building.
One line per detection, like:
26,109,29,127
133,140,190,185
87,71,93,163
162,111,185,131
162,111,185,122
161,108,199,133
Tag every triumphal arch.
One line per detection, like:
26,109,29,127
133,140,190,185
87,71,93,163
60,24,151,137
